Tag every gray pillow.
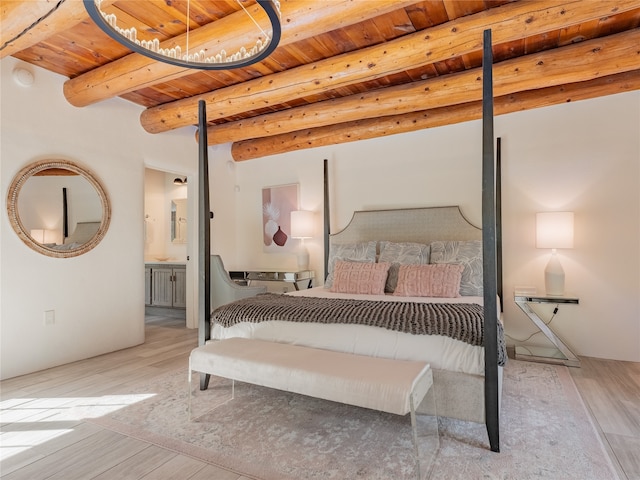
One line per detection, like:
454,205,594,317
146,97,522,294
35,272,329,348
430,240,483,296
325,241,376,288
378,241,430,293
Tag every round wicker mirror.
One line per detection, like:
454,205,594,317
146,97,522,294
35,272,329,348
6,159,111,258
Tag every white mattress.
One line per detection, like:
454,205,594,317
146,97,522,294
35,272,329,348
211,287,500,376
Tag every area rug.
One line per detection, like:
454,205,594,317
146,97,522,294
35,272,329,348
87,360,619,480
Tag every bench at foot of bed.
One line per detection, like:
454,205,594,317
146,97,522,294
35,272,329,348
188,337,439,480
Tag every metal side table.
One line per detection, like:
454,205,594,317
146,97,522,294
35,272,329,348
229,269,314,292
514,293,580,367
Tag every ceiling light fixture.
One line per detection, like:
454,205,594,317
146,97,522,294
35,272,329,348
174,177,187,185
12,67,34,87
83,0,281,70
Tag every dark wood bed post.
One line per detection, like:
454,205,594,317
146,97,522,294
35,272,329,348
197,99,212,390
496,137,503,308
482,28,500,453
323,159,330,281
62,187,69,239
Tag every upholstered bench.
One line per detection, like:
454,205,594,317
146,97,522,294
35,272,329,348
188,337,439,479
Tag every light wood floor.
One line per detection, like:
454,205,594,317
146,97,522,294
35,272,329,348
569,356,640,480
1,311,639,480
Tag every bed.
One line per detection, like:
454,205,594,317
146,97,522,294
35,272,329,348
208,205,505,427
198,31,501,451
46,221,102,251
63,221,101,245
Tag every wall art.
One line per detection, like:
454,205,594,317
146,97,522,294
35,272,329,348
262,183,298,253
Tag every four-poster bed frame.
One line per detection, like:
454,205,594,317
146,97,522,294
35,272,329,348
481,28,500,453
198,29,501,452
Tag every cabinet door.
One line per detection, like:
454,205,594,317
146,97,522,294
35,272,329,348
151,267,174,307
144,267,151,305
172,267,187,308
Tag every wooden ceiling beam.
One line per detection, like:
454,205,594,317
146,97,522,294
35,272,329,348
141,0,640,134
230,70,640,161
63,0,420,107
0,0,116,59
203,29,640,145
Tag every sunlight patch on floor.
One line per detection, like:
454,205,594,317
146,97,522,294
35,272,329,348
0,393,156,461
0,429,71,460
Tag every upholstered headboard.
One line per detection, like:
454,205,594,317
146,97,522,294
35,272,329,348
325,206,485,294
329,206,481,246
64,221,101,245
324,205,501,301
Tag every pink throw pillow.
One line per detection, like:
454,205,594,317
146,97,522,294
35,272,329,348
329,261,391,295
393,264,464,298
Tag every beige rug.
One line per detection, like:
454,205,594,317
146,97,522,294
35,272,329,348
88,359,619,480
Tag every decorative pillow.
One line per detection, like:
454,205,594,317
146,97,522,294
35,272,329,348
430,240,483,296
330,261,391,295
378,241,431,293
393,264,464,298
325,241,377,288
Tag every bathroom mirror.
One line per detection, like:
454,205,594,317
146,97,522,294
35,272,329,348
171,198,187,244
6,159,111,258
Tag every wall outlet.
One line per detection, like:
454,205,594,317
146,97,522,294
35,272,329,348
44,310,55,326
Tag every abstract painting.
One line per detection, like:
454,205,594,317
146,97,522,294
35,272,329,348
262,183,298,253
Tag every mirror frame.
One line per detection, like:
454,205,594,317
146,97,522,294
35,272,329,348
6,159,111,258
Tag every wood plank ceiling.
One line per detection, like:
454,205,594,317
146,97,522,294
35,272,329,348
2,0,639,161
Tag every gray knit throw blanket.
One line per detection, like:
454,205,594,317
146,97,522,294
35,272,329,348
212,293,506,366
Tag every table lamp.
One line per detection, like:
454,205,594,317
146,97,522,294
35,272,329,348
536,211,574,295
290,210,315,270
30,229,45,243
30,229,57,245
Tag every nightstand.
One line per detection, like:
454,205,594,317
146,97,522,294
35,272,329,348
229,269,314,292
514,293,580,367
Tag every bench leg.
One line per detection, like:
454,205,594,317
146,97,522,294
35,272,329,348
410,388,439,480
188,372,236,422
188,367,193,421
200,373,210,390
410,398,421,480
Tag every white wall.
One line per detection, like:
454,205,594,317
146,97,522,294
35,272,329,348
210,92,639,363
0,58,199,379
2,56,638,380
499,94,639,362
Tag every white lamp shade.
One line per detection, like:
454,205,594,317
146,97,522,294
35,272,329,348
30,229,58,244
30,229,45,243
536,212,574,249
290,210,315,239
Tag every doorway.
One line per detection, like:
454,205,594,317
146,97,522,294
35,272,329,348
144,167,195,328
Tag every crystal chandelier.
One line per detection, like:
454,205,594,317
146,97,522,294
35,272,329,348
83,0,281,70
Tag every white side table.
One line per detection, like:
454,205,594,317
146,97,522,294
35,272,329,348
514,293,580,367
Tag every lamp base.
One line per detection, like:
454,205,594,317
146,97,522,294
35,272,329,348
544,252,565,296
296,247,309,271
